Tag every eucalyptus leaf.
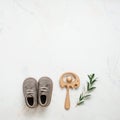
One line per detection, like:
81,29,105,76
88,75,92,81
79,95,84,101
87,82,90,91
84,94,91,98
77,73,97,106
91,79,96,85
88,87,96,91
91,74,95,79
77,101,84,105
89,74,95,84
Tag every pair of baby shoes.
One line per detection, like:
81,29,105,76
23,77,53,108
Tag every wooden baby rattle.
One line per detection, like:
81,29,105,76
59,72,80,110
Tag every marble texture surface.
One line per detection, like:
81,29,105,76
0,0,120,120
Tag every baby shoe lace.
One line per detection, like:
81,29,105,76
26,89,34,94
40,86,48,92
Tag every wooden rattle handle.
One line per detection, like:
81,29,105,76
65,87,70,110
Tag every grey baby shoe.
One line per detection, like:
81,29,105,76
23,78,38,108
38,77,53,107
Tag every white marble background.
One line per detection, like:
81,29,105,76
0,0,120,120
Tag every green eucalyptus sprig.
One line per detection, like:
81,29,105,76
77,73,97,105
